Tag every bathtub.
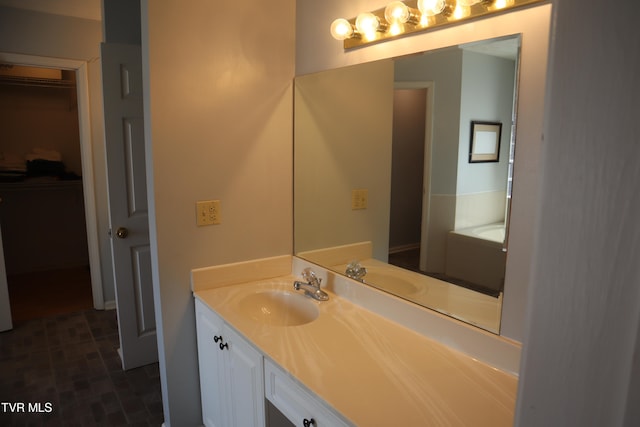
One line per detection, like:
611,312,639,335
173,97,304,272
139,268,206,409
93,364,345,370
445,223,507,293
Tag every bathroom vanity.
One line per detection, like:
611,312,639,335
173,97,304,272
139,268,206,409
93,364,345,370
192,255,519,426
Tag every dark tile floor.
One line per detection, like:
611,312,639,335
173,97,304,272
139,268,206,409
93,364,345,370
0,309,164,426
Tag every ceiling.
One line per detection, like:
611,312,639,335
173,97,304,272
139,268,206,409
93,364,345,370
0,0,102,21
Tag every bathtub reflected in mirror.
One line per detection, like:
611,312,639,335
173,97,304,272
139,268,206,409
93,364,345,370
294,35,521,334
445,223,507,295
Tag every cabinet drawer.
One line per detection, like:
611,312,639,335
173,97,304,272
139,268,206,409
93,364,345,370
264,359,351,427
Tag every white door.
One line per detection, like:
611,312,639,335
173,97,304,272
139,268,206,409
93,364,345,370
101,43,157,370
0,218,12,332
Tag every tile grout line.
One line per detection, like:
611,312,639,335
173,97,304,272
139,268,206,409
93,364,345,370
43,316,63,424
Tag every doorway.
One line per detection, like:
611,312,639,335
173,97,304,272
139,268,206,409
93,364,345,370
388,83,433,273
0,53,104,328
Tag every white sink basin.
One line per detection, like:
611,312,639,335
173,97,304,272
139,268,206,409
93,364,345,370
237,289,319,326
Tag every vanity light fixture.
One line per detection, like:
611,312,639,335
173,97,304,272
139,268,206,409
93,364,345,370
331,0,543,49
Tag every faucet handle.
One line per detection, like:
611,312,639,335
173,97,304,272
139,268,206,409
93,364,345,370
346,260,367,281
301,268,321,286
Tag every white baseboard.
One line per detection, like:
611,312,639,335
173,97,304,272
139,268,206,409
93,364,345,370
103,300,117,310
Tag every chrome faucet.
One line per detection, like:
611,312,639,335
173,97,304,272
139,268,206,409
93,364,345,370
345,260,367,282
294,268,329,301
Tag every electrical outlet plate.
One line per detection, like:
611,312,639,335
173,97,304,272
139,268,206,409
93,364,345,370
351,189,368,210
196,200,222,226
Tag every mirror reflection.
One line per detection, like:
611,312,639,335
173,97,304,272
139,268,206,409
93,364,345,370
294,35,521,334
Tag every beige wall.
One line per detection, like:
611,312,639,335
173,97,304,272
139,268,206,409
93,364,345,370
141,0,295,424
294,59,394,261
296,0,552,342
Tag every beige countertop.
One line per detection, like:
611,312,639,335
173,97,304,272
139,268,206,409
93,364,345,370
194,275,517,426
332,258,502,333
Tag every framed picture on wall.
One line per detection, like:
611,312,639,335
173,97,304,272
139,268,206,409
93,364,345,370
469,121,502,163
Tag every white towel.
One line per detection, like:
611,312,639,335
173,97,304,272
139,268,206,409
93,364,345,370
25,148,62,162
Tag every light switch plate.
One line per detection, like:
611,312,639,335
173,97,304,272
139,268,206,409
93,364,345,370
351,189,368,210
196,200,222,226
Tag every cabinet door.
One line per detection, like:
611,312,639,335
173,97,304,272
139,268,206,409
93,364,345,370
224,324,266,427
195,299,266,427
195,299,227,427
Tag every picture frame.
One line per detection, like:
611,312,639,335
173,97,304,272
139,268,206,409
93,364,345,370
469,121,502,163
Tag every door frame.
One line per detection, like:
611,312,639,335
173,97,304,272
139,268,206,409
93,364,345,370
0,51,104,309
393,81,434,272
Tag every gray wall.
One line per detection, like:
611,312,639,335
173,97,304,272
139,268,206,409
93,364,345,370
0,6,100,60
102,0,141,45
395,49,462,196
516,0,640,424
458,50,514,195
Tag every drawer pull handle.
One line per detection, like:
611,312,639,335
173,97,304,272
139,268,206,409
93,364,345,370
213,335,228,350
303,418,315,427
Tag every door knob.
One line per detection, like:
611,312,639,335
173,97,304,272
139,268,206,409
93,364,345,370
115,227,129,239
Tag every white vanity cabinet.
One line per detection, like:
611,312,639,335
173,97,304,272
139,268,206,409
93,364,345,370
195,299,265,427
265,359,351,427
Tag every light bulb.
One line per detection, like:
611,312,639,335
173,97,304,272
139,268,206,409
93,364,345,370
385,2,411,23
452,4,468,19
355,12,381,36
494,0,513,9
330,18,354,40
417,0,446,16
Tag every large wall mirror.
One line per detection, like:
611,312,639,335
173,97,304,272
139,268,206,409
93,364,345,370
294,34,521,334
